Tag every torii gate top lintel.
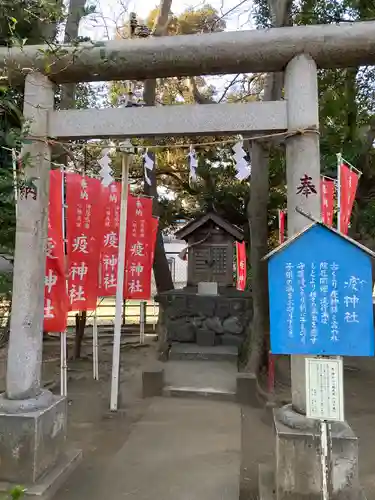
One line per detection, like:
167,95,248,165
1,20,375,84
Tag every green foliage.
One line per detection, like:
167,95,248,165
252,0,375,244
0,485,25,500
0,0,64,46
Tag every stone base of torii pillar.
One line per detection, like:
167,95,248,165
248,55,365,500
0,72,81,497
256,405,363,500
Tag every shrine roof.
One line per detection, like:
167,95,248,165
175,212,244,241
263,221,375,261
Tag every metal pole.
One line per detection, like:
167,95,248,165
110,144,132,411
152,301,156,331
60,330,67,397
122,299,126,326
320,420,329,500
93,311,99,380
140,301,146,344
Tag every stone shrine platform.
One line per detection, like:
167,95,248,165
156,288,252,348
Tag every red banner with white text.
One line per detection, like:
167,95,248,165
236,241,246,291
44,170,68,331
98,182,121,296
339,163,359,235
124,195,153,300
66,174,104,310
278,209,286,244
320,177,335,227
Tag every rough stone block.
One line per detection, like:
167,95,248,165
215,298,231,319
0,396,67,484
221,333,242,347
196,329,216,346
168,319,195,342
142,369,164,398
204,316,223,333
223,316,243,335
274,406,360,500
236,373,261,407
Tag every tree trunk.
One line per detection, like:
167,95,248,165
142,0,174,295
245,0,292,375
245,142,270,374
73,311,86,359
61,0,87,358
60,0,87,110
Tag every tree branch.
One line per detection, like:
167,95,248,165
218,74,241,103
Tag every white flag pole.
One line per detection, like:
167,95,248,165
336,153,342,232
60,166,68,397
110,142,133,411
93,309,99,380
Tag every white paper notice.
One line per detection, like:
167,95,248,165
305,357,344,422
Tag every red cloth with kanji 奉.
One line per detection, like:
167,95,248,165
66,174,104,310
98,182,121,296
43,170,68,331
124,195,153,299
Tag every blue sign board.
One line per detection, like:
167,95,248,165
267,224,374,356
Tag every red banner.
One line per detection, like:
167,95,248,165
44,170,68,332
339,163,359,235
278,209,286,244
124,195,153,300
98,182,121,297
66,174,104,310
236,241,246,291
320,177,335,227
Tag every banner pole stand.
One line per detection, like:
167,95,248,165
93,310,99,380
110,144,132,411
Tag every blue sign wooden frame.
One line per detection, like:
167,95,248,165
266,224,375,356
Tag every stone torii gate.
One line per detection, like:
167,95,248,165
1,19,375,498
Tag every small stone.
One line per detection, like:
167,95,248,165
223,316,243,335
204,316,224,333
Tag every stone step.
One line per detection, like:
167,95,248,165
163,386,236,402
169,343,238,362
258,464,276,500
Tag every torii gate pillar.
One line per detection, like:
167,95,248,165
0,72,80,492
257,55,362,500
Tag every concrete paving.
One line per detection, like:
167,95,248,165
54,397,240,500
